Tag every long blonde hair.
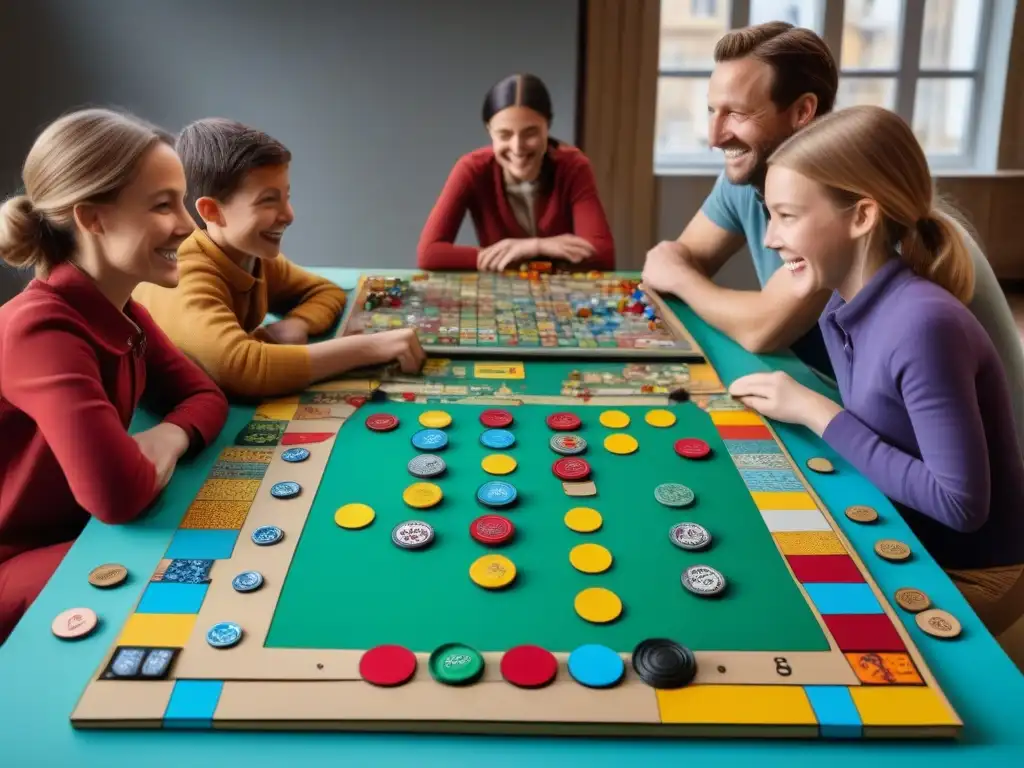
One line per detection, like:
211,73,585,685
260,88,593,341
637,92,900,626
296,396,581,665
0,108,171,276
768,105,975,304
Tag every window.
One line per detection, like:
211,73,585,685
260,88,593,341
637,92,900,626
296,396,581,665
655,0,1003,172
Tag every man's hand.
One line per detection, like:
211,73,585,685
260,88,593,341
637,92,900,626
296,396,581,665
728,371,842,435
641,241,693,297
537,234,595,264
255,318,309,345
133,423,190,491
477,239,539,272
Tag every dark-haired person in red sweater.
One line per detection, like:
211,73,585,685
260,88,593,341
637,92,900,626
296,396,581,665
0,108,229,646
417,74,615,272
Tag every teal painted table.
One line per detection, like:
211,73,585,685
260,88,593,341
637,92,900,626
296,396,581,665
2,267,1022,766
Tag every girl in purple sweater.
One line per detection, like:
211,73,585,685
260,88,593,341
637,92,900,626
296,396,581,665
728,106,1024,662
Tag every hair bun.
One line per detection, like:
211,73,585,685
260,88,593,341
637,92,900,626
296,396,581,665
0,194,48,270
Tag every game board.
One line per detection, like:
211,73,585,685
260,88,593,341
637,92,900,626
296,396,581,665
70,386,962,738
337,272,707,360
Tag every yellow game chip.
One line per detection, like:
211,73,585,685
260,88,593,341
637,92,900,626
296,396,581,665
574,587,622,623
470,554,517,589
644,409,677,427
419,410,452,428
604,433,639,455
564,506,603,533
334,503,375,530
599,410,630,429
402,482,443,509
481,454,517,475
570,543,613,574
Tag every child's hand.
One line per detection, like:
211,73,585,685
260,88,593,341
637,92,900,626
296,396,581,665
728,371,842,435
374,328,427,373
133,423,189,491
257,318,309,345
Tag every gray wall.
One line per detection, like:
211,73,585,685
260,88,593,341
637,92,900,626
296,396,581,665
0,0,580,277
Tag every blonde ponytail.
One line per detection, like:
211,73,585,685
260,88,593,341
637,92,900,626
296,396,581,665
899,206,975,305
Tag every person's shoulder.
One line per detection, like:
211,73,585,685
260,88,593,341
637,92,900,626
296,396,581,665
549,143,591,168
0,280,88,348
455,147,496,174
890,274,986,350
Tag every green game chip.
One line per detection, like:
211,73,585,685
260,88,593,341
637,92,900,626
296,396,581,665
654,483,695,508
428,643,485,686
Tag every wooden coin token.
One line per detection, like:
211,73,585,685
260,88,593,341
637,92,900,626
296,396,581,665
874,539,912,562
806,457,835,474
51,607,98,640
916,609,962,639
894,587,931,613
88,563,128,588
845,505,878,523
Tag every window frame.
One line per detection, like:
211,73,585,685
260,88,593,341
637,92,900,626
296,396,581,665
655,0,999,173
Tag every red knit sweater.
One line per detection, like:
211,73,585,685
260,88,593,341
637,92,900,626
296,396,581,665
417,145,615,271
0,263,228,567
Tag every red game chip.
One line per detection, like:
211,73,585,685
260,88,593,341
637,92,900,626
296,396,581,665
675,438,711,459
552,457,591,481
546,412,581,431
365,414,399,432
359,644,417,687
281,432,332,445
470,514,515,546
500,644,558,689
480,409,514,428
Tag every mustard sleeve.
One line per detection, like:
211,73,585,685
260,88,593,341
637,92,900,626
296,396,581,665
266,255,347,336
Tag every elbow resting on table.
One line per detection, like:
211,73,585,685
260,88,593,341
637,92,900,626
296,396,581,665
734,325,782,355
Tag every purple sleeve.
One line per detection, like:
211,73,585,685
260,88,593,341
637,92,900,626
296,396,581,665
821,313,990,532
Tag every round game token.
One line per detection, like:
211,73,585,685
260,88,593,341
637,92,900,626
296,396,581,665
88,563,128,588
552,457,591,481
895,587,931,613
632,638,697,689
567,644,625,689
469,554,517,589
564,506,603,533
481,454,517,475
411,428,448,451
270,481,301,499
231,571,264,593
604,433,639,455
645,409,677,428
500,645,558,689
281,447,310,463
807,457,835,474
480,408,514,428
546,412,582,431
391,520,435,550
470,514,515,546
569,543,613,574
916,609,962,639
251,525,283,546
403,482,443,509
845,505,879,523
335,503,376,529
51,607,98,640
206,621,243,649
550,434,587,455
419,410,452,428
669,522,711,551
874,539,912,562
365,413,399,432
574,587,623,624
476,480,518,507
428,643,485,686
480,428,516,449
359,644,418,687
599,409,630,429
408,453,447,478
681,564,726,597
655,483,695,507
674,438,711,459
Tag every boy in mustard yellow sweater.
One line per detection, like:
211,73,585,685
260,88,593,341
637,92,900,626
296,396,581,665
133,118,424,399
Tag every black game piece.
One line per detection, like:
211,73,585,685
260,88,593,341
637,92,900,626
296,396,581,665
668,388,691,403
631,638,697,689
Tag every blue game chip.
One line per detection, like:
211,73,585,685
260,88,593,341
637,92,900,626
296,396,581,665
477,480,518,507
281,447,310,463
270,481,301,499
251,525,283,546
479,429,516,449
411,428,448,451
206,621,243,649
567,644,625,688
232,570,264,593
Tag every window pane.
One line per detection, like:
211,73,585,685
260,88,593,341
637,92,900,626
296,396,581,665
655,76,712,161
659,0,729,70
919,0,982,71
749,0,825,32
913,78,974,155
842,0,904,70
836,77,897,110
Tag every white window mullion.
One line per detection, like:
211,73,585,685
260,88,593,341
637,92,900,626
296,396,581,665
730,0,750,30
895,0,926,125
822,0,845,69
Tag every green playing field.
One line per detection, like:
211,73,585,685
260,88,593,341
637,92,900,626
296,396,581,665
265,401,829,653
